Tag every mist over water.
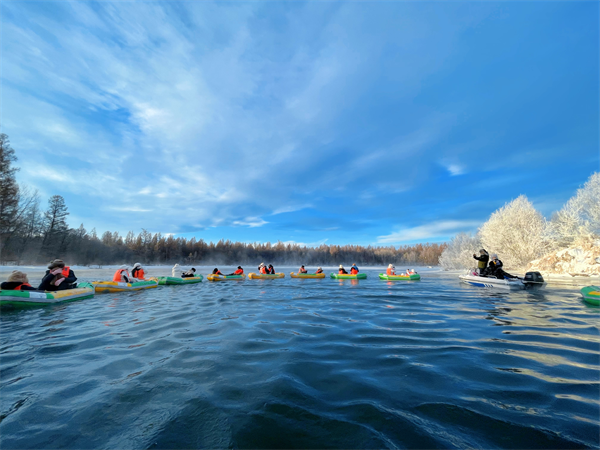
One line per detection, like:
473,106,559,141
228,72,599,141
1,267,598,449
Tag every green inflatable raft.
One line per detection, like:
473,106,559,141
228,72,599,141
0,282,95,308
581,286,600,306
379,273,421,281
154,275,203,285
330,273,367,280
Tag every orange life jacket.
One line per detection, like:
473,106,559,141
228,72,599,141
316,269,323,274
350,268,358,274
61,266,70,277
113,269,127,282
234,268,243,275
15,283,32,291
299,268,307,273
386,268,395,276
260,266,267,274
133,268,145,279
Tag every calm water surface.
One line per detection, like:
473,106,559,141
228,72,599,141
1,267,598,449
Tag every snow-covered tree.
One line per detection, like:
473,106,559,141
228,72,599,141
479,195,548,269
546,172,600,248
439,232,482,270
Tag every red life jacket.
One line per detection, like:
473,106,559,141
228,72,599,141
260,266,267,274
316,269,323,274
234,268,243,275
299,268,307,273
133,268,145,279
215,270,223,275
14,283,33,291
61,266,70,277
350,268,358,274
113,269,128,282
386,268,395,276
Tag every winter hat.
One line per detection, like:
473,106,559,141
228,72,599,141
491,254,498,259
317,267,322,270
119,265,128,270
339,265,343,268
48,259,65,269
133,263,141,268
388,264,393,268
8,271,28,283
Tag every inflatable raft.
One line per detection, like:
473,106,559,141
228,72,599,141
379,273,421,281
153,275,203,285
330,273,367,280
290,272,326,279
581,286,600,306
248,273,285,279
206,274,245,281
0,282,95,307
459,271,545,290
92,279,158,293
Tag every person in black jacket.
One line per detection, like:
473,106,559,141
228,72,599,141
488,254,503,279
38,259,77,291
267,264,275,274
1,271,37,291
473,249,489,275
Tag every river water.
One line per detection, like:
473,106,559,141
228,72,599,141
1,266,598,449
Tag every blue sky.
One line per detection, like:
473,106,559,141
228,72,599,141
1,1,598,246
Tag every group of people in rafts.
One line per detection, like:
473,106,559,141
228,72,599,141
472,249,515,279
1,259,78,292
1,260,418,292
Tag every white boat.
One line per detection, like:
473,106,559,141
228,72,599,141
459,271,545,290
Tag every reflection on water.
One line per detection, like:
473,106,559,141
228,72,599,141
0,268,598,449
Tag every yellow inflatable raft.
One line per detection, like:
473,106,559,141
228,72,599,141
290,272,326,279
247,273,285,279
206,274,245,281
92,279,158,293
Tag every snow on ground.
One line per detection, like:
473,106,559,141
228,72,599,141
527,239,600,277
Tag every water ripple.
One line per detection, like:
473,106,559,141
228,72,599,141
0,268,598,449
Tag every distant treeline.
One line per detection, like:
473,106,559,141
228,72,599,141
0,133,445,266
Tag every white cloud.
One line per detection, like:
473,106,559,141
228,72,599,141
377,220,480,244
232,217,268,228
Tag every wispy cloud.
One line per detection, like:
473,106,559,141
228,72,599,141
377,221,480,244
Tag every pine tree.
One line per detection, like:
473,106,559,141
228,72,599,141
0,134,20,261
41,195,70,259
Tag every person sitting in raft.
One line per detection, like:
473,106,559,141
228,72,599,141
1,271,37,291
338,265,348,274
267,264,275,274
350,264,359,275
299,265,308,274
315,267,324,274
386,264,396,276
113,265,132,283
258,263,267,274
132,263,146,280
182,268,196,278
406,268,417,275
227,266,244,276
172,264,180,277
212,268,223,275
473,249,489,275
38,259,78,291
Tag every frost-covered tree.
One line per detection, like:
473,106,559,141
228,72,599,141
545,172,600,248
439,232,482,270
479,195,548,269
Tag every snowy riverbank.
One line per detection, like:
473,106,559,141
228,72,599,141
527,240,600,277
